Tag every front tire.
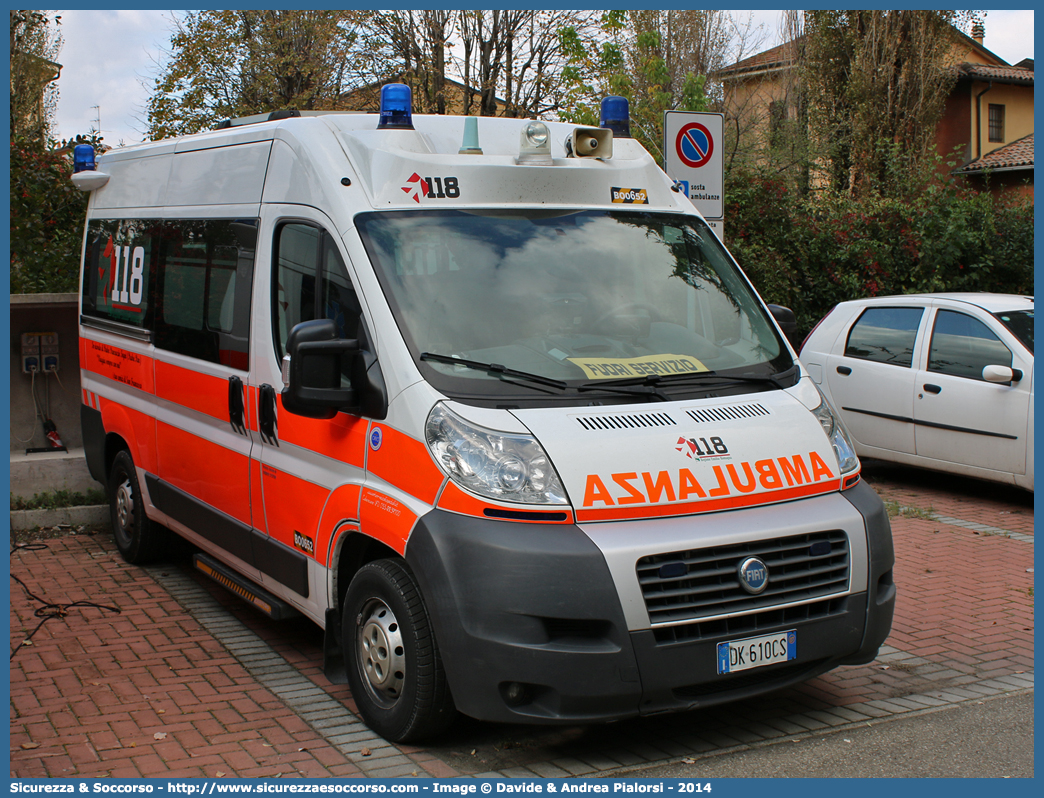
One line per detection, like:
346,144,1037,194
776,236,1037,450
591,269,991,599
108,450,167,564
343,559,455,742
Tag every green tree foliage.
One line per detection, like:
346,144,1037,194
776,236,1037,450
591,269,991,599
725,164,1033,336
10,10,63,142
559,11,720,165
9,11,95,294
147,10,367,138
10,134,102,294
800,10,977,196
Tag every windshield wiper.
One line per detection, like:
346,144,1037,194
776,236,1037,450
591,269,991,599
576,377,672,403
591,364,799,392
420,353,568,393
667,364,799,390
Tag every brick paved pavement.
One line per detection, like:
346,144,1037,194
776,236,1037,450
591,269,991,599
10,462,1033,778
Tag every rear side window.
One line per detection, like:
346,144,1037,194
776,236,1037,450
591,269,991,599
844,307,924,367
928,310,1012,380
81,218,257,368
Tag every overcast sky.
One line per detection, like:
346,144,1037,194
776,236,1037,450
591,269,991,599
51,9,1035,148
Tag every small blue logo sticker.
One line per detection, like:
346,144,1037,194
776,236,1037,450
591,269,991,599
370,427,383,451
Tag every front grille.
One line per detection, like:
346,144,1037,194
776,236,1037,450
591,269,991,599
652,597,848,645
637,530,850,626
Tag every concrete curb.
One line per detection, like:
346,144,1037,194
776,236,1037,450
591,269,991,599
9,504,110,531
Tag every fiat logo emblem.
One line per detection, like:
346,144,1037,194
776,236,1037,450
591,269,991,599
737,556,769,595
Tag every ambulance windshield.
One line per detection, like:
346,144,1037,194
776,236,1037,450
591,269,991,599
356,210,794,402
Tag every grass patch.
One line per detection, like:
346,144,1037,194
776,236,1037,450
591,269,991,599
10,488,108,511
883,499,935,520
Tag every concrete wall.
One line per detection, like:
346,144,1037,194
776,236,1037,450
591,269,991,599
10,294,83,452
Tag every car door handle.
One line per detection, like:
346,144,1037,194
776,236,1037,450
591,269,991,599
836,366,852,376
228,376,246,435
923,384,942,394
259,384,278,444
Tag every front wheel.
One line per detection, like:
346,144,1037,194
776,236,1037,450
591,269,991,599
342,559,455,742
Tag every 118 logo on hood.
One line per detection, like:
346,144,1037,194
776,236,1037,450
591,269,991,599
676,435,729,460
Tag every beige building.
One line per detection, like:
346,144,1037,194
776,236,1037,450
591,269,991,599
715,22,1033,200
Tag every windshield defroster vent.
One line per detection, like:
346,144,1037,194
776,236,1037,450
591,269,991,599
575,411,677,431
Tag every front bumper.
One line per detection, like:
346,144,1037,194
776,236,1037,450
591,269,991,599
405,480,894,724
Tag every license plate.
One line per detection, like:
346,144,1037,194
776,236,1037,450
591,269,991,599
717,629,797,675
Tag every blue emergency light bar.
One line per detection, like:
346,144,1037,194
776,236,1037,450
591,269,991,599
73,144,96,173
378,83,414,130
600,96,631,138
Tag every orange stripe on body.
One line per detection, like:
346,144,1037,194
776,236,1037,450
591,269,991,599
366,425,445,505
157,422,251,527
260,463,331,555
81,338,155,394
575,479,841,523
316,484,363,567
437,481,574,525
359,488,417,556
276,395,367,468
155,361,228,421
98,397,158,474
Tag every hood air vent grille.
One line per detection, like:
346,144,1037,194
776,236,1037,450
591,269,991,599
575,412,677,431
686,403,770,424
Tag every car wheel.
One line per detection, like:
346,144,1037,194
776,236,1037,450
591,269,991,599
108,450,167,564
343,559,455,742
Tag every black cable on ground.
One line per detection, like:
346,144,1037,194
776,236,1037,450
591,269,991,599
10,542,122,660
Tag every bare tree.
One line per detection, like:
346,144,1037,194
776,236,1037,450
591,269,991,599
801,10,976,195
364,11,452,114
456,10,599,117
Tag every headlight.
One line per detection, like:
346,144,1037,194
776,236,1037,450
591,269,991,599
425,404,569,505
811,386,860,475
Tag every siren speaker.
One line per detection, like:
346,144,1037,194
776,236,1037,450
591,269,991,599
566,127,613,159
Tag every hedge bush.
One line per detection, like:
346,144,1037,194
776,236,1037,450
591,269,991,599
10,134,91,294
725,166,1034,338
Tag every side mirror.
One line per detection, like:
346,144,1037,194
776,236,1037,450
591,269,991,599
281,319,359,419
768,304,799,349
982,364,1023,384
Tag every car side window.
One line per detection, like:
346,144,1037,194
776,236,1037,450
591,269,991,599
273,222,368,377
844,307,923,367
928,310,1012,381
81,218,256,369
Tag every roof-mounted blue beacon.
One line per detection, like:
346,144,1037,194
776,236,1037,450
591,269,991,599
600,96,631,138
73,144,97,173
378,83,414,130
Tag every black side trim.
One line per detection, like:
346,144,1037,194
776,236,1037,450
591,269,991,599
145,474,310,597
252,529,309,598
80,404,108,487
842,407,1018,440
146,475,254,564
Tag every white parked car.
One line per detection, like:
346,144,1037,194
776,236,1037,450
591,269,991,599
800,293,1033,490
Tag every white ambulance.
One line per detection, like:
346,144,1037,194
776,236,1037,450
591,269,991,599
74,87,895,743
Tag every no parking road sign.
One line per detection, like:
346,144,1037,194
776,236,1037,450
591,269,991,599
664,111,723,219
676,122,714,169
